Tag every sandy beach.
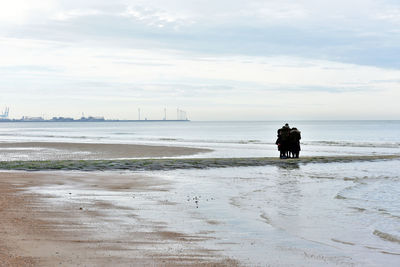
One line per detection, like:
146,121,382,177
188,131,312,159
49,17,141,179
1,141,399,266
0,142,231,266
0,142,212,161
0,171,238,266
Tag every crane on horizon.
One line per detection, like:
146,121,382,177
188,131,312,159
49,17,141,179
0,107,9,119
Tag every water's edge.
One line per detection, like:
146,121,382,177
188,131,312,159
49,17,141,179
1,155,399,171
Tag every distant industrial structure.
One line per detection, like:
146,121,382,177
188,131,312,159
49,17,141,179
0,107,190,122
16,116,105,122
21,116,45,122
136,107,189,121
78,116,105,122
0,107,9,119
50,117,74,122
177,108,188,120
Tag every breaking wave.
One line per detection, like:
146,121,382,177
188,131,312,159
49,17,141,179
305,141,400,148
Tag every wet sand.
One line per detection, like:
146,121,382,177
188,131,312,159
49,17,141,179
1,141,399,266
0,142,212,161
2,158,400,266
0,171,238,266
0,154,398,171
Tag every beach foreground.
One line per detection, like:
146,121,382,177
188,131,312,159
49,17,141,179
0,171,238,266
0,141,399,266
1,158,400,266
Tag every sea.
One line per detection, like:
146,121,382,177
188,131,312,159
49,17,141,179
0,120,399,159
1,120,400,266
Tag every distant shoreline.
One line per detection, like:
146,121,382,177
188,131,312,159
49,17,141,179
0,119,190,122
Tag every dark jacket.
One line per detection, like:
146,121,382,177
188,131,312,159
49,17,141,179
280,126,291,141
289,129,301,151
289,129,301,142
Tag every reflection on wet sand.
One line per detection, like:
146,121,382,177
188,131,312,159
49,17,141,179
1,158,399,266
0,171,239,266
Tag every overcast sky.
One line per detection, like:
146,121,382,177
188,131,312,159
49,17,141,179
1,0,399,120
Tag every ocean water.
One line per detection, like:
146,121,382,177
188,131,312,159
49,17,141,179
0,120,399,159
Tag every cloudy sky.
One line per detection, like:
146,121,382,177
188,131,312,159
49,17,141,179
1,0,399,120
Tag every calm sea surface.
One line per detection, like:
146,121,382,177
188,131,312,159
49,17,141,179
0,120,399,158
2,120,400,266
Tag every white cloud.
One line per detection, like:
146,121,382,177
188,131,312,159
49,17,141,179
257,3,308,21
121,5,193,28
52,9,104,21
376,7,400,24
1,36,398,97
0,0,399,119
0,0,56,24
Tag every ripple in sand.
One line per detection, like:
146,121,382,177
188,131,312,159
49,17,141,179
373,230,400,244
331,238,355,246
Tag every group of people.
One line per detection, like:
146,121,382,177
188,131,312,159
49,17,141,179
275,123,301,159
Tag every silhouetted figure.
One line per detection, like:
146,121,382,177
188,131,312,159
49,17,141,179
276,132,282,157
276,123,291,159
289,127,301,158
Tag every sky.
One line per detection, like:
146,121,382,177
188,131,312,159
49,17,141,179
0,0,399,120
